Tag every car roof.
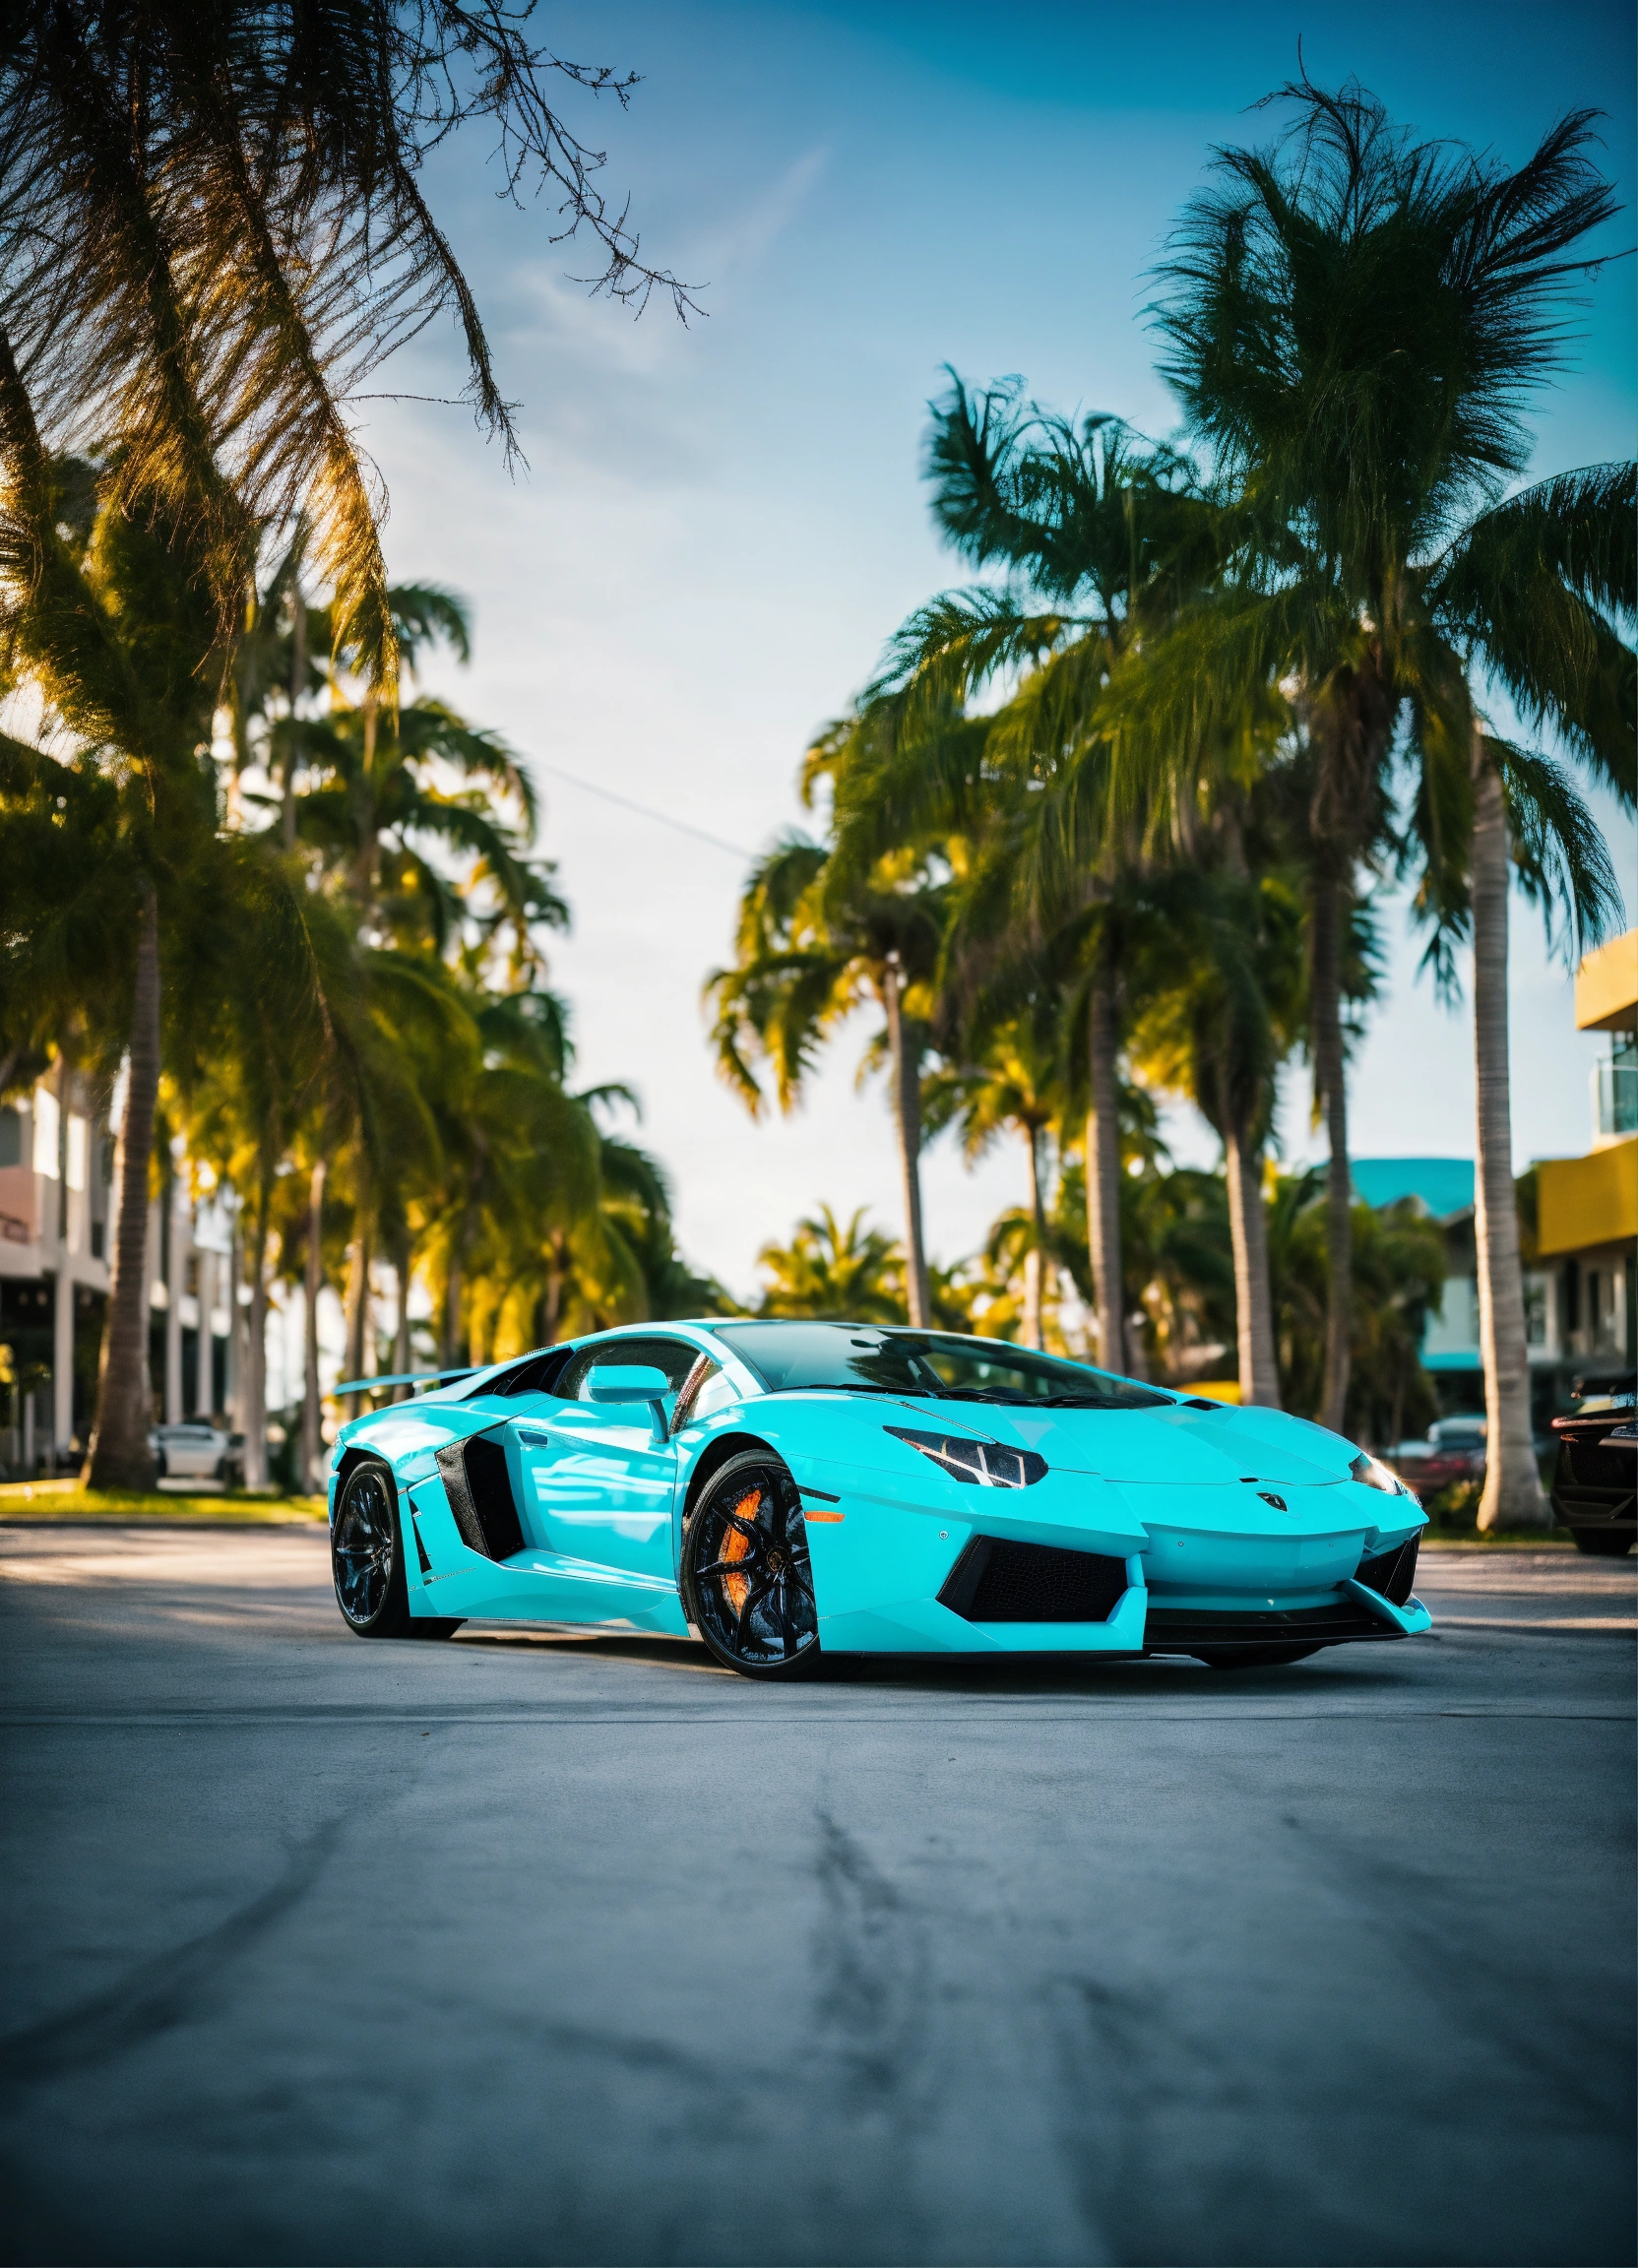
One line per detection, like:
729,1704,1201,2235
430,1320,735,1403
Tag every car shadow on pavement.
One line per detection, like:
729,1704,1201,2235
448,1622,1397,1696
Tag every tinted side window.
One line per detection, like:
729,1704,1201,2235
494,1349,575,1399
557,1338,702,1408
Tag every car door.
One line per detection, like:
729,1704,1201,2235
509,1336,704,1585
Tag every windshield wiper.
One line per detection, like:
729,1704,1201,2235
765,1380,951,1398
939,1389,1126,1408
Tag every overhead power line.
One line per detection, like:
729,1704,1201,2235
536,759,756,861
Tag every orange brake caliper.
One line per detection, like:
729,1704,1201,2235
719,1485,761,1616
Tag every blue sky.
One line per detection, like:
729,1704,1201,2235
363,0,1637,1296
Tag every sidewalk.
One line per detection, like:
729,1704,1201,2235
0,1479,326,1524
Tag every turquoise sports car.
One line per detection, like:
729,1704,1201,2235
327,1320,1430,1678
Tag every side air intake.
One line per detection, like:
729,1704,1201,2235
1354,1535,1418,1606
435,1434,526,1561
938,1537,1128,1623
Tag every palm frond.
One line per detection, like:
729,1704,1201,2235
1493,738,1625,961
1428,463,1637,807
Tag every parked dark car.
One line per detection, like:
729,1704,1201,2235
1549,1375,1636,1556
1389,1416,1486,1502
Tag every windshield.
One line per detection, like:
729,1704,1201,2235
710,1322,1171,1409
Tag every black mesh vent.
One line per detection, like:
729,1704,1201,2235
435,1442,485,1554
1355,1534,1418,1606
1560,1440,1636,1490
435,1434,525,1561
1144,1601,1392,1653
465,1434,526,1559
939,1538,1128,1623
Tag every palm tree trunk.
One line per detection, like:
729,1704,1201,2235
542,1230,566,1345
283,547,305,854
443,1207,474,1367
1471,748,1547,1530
882,960,930,1328
349,692,379,911
241,1181,271,1490
1310,869,1353,1431
299,1158,326,1490
228,1221,245,1427
1225,1116,1281,1408
86,883,160,1489
1086,975,1124,1373
1022,1126,1045,1351
343,1209,371,1418
391,1228,412,1397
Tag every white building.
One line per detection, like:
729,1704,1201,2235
0,1075,240,1475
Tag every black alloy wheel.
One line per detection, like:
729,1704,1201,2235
1194,1644,1324,1671
1571,1527,1635,1556
332,1459,411,1637
682,1452,820,1679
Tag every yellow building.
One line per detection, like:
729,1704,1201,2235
1357,931,1636,1429
1532,928,1637,1369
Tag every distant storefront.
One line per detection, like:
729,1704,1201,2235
1354,927,1637,1432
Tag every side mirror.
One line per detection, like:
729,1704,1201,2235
587,1364,672,1444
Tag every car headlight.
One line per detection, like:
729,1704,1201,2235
885,1425,1046,1488
1350,1451,1411,1497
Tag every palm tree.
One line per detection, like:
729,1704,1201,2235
414,982,601,1369
3,8,690,1486
852,380,1218,1371
1053,1149,1236,1386
756,1206,905,1325
923,1014,1063,1350
0,410,237,1485
299,694,561,951
706,833,948,1326
590,1123,735,1327
224,526,319,848
1143,78,1632,1514
1265,1172,1446,1445
286,585,566,968
1127,867,1306,1406
168,844,346,1483
1,3,695,676
1119,803,1389,1415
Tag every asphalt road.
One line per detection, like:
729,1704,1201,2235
2,1528,1633,2268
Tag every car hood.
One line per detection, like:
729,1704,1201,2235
873,1396,1354,1485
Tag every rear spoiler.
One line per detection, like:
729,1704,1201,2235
332,1367,477,1397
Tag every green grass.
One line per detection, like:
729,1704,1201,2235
1416,1476,1578,1547
1420,1532,1576,1551
0,1480,326,1523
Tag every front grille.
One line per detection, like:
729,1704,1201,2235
435,1433,525,1561
1143,1601,1395,1654
938,1538,1128,1623
1355,1535,1418,1605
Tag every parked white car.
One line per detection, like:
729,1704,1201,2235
150,1421,239,1483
